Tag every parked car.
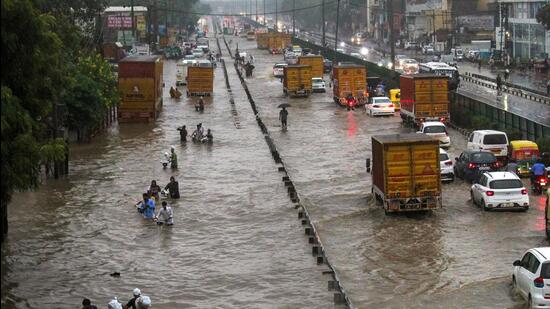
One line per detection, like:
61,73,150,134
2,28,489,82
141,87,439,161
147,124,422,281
311,77,326,93
323,58,333,73
422,44,435,54
467,130,509,164
417,121,451,148
367,97,395,116
273,63,287,78
471,172,529,211
405,41,418,50
512,247,550,308
454,150,499,182
440,148,455,182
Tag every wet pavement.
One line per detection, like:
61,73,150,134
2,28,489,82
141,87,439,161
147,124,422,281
0,35,334,307
227,34,549,308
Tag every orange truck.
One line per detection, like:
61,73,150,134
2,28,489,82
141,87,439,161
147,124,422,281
118,55,163,123
268,33,292,54
332,64,368,107
399,74,450,127
186,60,214,96
298,55,324,78
370,133,442,214
283,65,312,97
256,32,270,49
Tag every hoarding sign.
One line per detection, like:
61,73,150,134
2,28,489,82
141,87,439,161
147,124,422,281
108,15,133,28
457,15,494,31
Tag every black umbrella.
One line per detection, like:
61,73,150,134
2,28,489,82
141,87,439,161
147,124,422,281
278,103,291,108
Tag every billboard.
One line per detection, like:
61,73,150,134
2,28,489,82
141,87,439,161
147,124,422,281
108,15,133,28
406,0,446,13
457,15,494,32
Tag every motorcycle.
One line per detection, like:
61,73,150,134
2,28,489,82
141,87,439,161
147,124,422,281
532,175,548,195
161,152,171,168
191,130,208,143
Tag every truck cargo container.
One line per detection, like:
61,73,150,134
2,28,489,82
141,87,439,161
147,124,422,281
268,33,292,54
256,33,270,49
399,74,450,127
283,65,312,97
186,60,214,96
370,134,442,214
298,55,324,78
118,55,163,122
332,64,368,108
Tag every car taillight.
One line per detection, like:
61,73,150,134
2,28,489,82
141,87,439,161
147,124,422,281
468,163,477,169
534,277,545,288
439,117,445,122
485,191,494,196
493,162,501,168
445,161,453,166
420,118,425,122
388,104,394,107
521,189,528,195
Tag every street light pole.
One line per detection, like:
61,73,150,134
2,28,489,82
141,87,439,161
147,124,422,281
322,0,326,47
334,0,340,63
255,0,258,22
263,0,266,25
292,0,295,36
275,0,278,32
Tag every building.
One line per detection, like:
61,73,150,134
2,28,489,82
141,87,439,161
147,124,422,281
499,0,550,61
102,6,148,47
405,0,450,50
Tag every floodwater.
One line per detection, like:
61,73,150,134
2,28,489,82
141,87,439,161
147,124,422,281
1,38,334,308
228,35,549,308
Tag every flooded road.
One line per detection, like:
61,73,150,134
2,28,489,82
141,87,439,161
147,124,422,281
229,35,549,307
1,38,334,307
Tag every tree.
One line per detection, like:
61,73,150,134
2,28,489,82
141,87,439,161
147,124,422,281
536,3,550,30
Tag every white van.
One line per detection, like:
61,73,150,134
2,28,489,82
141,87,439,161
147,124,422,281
467,130,509,161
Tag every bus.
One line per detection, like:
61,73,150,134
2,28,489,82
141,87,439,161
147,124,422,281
418,62,460,90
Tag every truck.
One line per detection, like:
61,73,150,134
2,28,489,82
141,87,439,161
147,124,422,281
399,74,450,127
369,133,442,214
256,32,270,49
268,33,292,54
332,64,367,107
118,56,163,123
186,60,214,96
298,55,323,78
176,59,197,85
283,65,312,97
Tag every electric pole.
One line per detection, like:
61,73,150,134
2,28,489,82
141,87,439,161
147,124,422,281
263,0,266,25
388,0,395,69
334,0,340,63
322,0,325,48
131,0,135,41
255,0,258,22
292,0,295,36
153,0,158,52
275,0,278,32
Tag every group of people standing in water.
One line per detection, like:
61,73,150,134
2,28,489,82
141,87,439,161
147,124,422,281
136,177,180,225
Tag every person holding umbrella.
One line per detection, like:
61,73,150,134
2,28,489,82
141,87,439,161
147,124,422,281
278,104,290,130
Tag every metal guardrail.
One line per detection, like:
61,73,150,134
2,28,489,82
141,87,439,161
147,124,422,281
461,72,550,104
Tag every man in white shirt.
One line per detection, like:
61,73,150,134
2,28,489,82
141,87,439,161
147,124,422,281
155,201,174,226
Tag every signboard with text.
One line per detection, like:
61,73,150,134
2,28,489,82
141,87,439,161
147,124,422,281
107,15,132,28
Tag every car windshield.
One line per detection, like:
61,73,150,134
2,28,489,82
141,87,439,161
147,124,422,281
439,153,449,161
483,134,507,145
489,179,523,189
542,262,550,279
312,78,323,82
374,98,391,104
470,152,496,163
424,126,446,133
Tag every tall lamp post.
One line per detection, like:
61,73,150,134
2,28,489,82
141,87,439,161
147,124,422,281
334,0,341,63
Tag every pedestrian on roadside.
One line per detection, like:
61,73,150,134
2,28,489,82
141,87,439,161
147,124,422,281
504,68,510,81
82,298,98,309
155,201,174,225
547,79,550,95
279,107,288,130
178,125,187,142
164,176,180,199
496,74,503,92
478,57,482,71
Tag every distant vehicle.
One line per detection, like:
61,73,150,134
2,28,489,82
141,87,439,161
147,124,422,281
417,121,450,148
467,130,509,164
422,44,435,54
405,41,418,50
466,49,480,61
191,48,204,58
451,47,464,61
197,44,209,53
439,148,455,182
395,54,408,66
418,62,459,90
176,59,197,85
184,54,196,60
512,247,550,308
273,63,287,77
471,172,529,211
336,48,345,53
351,32,363,45
246,31,255,40
454,150,499,183
401,59,419,73
285,54,298,65
399,74,450,126
367,97,395,116
311,77,326,92
323,58,333,73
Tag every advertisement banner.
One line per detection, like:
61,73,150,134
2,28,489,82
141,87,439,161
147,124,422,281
136,16,146,31
108,15,133,28
457,15,494,31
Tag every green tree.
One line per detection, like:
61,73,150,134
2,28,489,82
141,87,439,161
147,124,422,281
536,3,550,30
63,54,119,141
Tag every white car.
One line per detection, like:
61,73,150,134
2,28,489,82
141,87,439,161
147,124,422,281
191,48,204,58
422,44,435,54
513,247,550,308
467,130,509,161
197,44,209,53
404,41,418,50
367,97,395,116
402,59,419,73
417,121,451,148
312,77,326,92
273,63,287,77
470,172,529,211
439,148,454,182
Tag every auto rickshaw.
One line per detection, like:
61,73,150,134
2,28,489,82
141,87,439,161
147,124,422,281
508,140,539,177
389,89,401,111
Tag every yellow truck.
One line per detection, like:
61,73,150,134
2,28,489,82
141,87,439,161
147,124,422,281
298,55,324,78
118,55,163,123
256,32,270,49
268,33,292,54
399,74,450,126
186,60,214,96
283,65,312,97
370,133,442,214
332,64,367,107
